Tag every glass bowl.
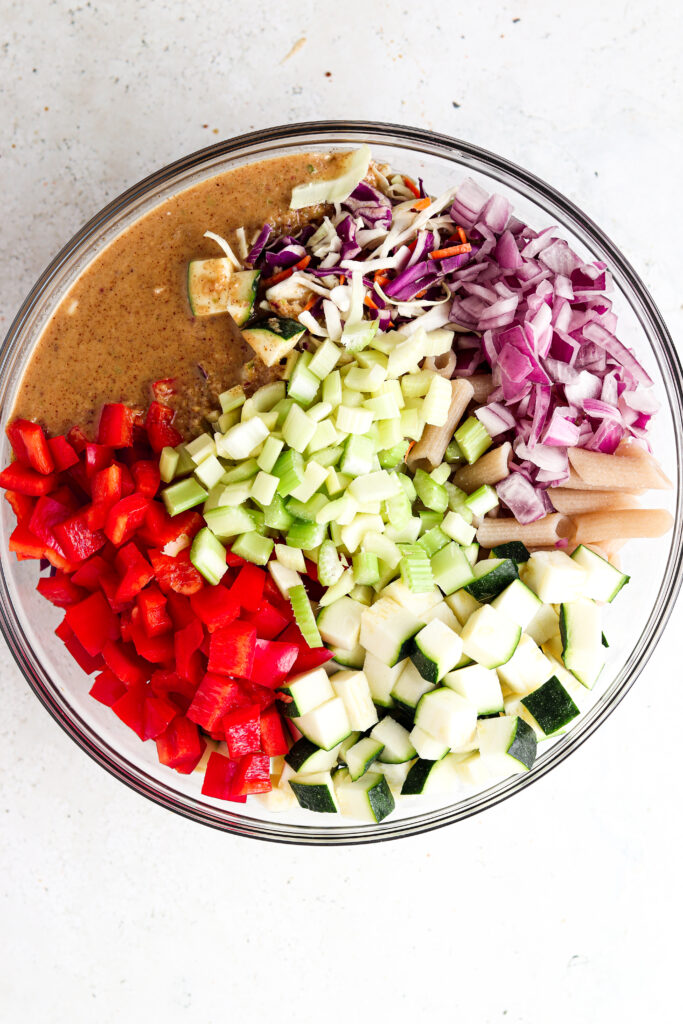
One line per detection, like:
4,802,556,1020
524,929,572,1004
1,121,681,845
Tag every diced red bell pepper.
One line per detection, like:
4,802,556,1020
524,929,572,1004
66,425,89,453
240,680,279,710
91,464,123,510
28,494,74,554
89,669,127,707
165,591,196,629
111,682,147,739
187,672,249,732
138,503,203,549
66,460,92,499
43,547,79,573
6,419,55,475
259,705,290,756
64,590,120,656
146,401,182,453
201,752,246,802
53,510,107,563
174,617,205,681
0,463,58,496
278,622,335,673
149,548,204,595
143,694,177,740
243,599,290,641
104,494,150,546
208,621,256,679
151,378,177,403
231,563,266,612
189,584,240,632
251,638,299,686
225,550,247,568
129,608,175,664
156,715,205,773
116,461,136,498
136,584,172,637
47,435,79,471
37,572,87,608
113,542,154,603
98,403,135,448
231,752,271,796
131,460,160,498
71,553,113,591
102,639,150,687
222,704,261,758
4,489,35,523
84,443,115,478
149,669,198,703
55,619,105,674
9,522,46,560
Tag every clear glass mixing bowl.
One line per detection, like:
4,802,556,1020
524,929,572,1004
1,122,681,844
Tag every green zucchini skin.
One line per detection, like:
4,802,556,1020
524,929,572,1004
522,676,580,736
465,559,519,603
401,758,438,795
289,780,338,813
365,775,395,823
507,717,537,771
491,542,530,563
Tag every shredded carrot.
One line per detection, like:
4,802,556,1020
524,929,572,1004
404,441,416,462
302,295,317,312
374,271,390,288
403,176,421,199
457,225,468,244
415,288,429,299
412,197,432,211
364,294,379,311
428,243,472,260
262,254,311,288
339,274,346,285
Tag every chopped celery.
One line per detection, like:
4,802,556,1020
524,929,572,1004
251,471,279,506
273,398,296,428
384,517,422,545
378,378,405,409
218,417,269,460
287,350,320,407
348,470,400,504
245,381,286,414
397,474,417,502
430,463,451,486
431,542,475,595
316,494,357,526
257,436,285,474
314,445,344,469
218,409,241,433
336,405,374,436
445,482,474,522
355,349,388,371
399,543,435,594
322,370,342,408
289,461,328,502
463,542,480,566
361,530,402,569
414,468,448,513
275,543,306,572
465,484,499,516
325,468,345,497
419,510,442,532
273,449,305,497
442,510,477,546
341,434,375,476
445,439,464,463
318,539,344,587
378,441,410,469
190,528,227,585
341,514,384,553
454,416,492,464
422,374,452,426
344,364,387,393
308,402,334,423
286,492,328,523
283,404,317,453
318,568,355,607
256,409,278,432
216,481,252,506
352,552,380,586
385,491,412,531
350,584,374,606
221,459,259,484
174,445,195,478
307,419,338,455
400,407,423,441
159,446,179,483
308,338,341,379
418,526,450,557
401,371,434,399
203,505,255,540
387,333,425,377
263,494,295,531
162,478,208,517
194,454,225,490
219,385,246,413
232,531,274,566
364,393,401,421
288,585,323,646
287,521,327,550
329,522,344,548
341,320,379,352
186,433,216,464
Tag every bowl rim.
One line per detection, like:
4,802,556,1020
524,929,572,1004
1,119,682,845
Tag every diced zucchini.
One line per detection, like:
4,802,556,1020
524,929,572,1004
414,687,477,750
443,664,504,716
465,558,519,603
330,669,379,732
292,697,352,750
333,769,395,824
521,675,580,737
363,652,404,708
460,605,521,669
431,542,476,595
277,667,334,718
289,772,339,813
401,756,464,796
371,716,417,764
359,598,425,667
410,619,463,683
331,642,366,669
477,715,537,772
285,738,342,774
496,633,554,695
391,661,436,713
570,544,630,603
372,759,415,791
345,737,385,781
491,578,542,630
242,315,306,367
316,596,364,650
421,601,461,632
525,602,560,646
560,598,605,689
187,260,260,324
381,580,442,615
409,725,450,761
491,541,530,563
520,550,587,604
445,588,481,626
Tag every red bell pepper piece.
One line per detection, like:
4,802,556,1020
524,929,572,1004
129,608,175,664
47,435,79,471
66,424,89,453
186,672,249,732
278,623,335,673
111,682,147,739
189,584,240,632
149,669,198,703
259,705,290,756
136,584,172,637
232,563,266,612
146,401,182,453
243,599,290,641
0,463,58,496
222,704,261,758
114,542,154,603
53,510,107,563
231,752,271,796
66,460,92,499
98,403,135,448
240,680,280,710
55,619,105,674
102,639,150,687
149,548,204,595
28,494,75,554
37,572,87,608
89,669,127,707
156,715,205,773
201,752,247,802
138,503,202,549
131,460,160,498
65,590,120,656
91,464,123,510
84,443,115,478
9,522,46,560
165,591,196,629
225,550,247,568
115,461,136,498
71,553,113,590
4,489,35,523
6,419,55,474
142,694,177,740
251,638,299,686
208,621,256,679
174,617,205,681
104,493,150,546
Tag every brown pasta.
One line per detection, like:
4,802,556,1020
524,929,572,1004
468,374,495,404
407,377,474,471
453,443,511,493
548,488,640,515
476,513,571,548
569,508,674,544
568,447,671,491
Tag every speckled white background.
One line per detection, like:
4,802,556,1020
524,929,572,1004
1,2,682,1021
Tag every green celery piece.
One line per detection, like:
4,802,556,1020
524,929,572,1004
263,494,294,531
352,551,380,586
288,585,323,647
190,528,227,585
273,449,305,497
162,477,208,517
454,416,492,465
231,531,274,566
398,543,435,594
413,468,448,513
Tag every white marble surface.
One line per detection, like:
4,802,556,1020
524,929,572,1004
1,2,682,1021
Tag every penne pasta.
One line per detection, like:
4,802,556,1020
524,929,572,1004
548,488,640,515
568,447,671,491
454,443,511,493
570,508,674,544
407,377,474,470
476,513,571,548
558,467,645,493
423,350,457,378
469,374,495,404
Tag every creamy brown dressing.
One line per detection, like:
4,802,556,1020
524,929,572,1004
13,151,350,437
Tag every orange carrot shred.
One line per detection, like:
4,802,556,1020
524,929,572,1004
428,243,472,260
262,254,311,288
404,441,416,462
364,295,379,311
302,295,317,312
457,226,468,244
403,177,421,199
412,197,431,211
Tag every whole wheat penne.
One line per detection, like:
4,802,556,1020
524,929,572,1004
614,441,674,488
559,467,645,493
469,374,494,404
476,513,571,548
453,443,511,493
423,350,457,378
568,447,671,491
407,377,474,470
570,508,674,544
549,488,640,514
